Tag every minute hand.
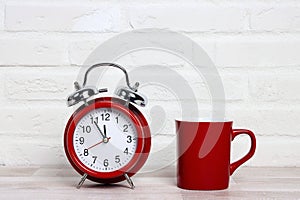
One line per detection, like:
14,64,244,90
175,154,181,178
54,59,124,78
94,122,106,139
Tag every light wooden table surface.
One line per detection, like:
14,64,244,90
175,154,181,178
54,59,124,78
0,166,299,200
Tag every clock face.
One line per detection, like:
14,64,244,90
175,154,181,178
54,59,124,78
73,107,138,172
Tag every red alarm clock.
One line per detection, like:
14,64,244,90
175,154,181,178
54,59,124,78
64,63,151,189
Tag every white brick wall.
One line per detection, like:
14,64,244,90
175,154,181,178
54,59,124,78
126,4,247,32
215,35,300,67
250,5,300,32
0,38,69,66
0,0,300,168
5,3,122,32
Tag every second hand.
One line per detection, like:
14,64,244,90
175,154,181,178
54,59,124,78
87,137,111,150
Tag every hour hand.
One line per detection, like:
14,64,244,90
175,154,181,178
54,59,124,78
94,122,105,139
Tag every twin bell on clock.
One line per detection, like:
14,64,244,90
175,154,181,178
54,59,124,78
64,63,151,189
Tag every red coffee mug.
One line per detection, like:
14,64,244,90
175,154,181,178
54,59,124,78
176,120,256,190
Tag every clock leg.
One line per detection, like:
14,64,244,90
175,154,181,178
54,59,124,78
76,173,88,189
124,173,135,189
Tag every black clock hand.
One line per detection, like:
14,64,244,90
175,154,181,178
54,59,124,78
94,122,106,139
103,125,107,137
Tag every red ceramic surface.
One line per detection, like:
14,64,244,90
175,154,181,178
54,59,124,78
176,121,256,190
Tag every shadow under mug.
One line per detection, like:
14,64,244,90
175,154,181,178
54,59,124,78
176,120,256,190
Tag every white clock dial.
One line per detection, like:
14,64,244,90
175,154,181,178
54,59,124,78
73,108,138,172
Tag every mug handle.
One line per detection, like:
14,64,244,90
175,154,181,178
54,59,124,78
230,129,256,175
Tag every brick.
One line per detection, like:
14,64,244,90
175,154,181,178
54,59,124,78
0,135,66,165
4,67,78,100
231,136,300,167
0,71,5,102
68,34,216,68
126,4,247,32
5,3,121,32
0,105,70,137
134,67,206,101
249,70,300,101
0,38,69,66
0,2,4,30
86,48,187,69
215,36,300,67
226,106,300,137
68,39,111,66
120,40,216,66
250,5,300,32
80,65,206,101
221,71,248,101
174,69,247,101
192,37,217,63
94,66,246,103
68,36,216,66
